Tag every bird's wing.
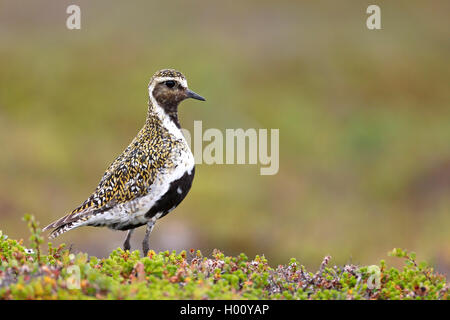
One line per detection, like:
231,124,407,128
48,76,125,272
43,133,167,232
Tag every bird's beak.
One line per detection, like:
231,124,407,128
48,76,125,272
186,89,206,101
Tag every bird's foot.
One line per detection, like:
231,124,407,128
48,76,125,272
142,221,155,257
123,229,134,252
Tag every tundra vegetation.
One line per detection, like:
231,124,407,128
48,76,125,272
0,215,448,300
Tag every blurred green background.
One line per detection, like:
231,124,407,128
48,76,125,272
1,1,449,275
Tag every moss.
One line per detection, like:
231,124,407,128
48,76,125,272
0,216,448,300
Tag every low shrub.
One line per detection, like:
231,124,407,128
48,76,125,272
0,215,447,300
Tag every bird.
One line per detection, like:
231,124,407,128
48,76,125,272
43,69,205,256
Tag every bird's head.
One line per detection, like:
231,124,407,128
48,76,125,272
148,69,205,111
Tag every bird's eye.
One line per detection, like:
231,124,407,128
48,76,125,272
165,80,176,88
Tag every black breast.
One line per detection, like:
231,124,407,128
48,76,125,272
145,167,195,220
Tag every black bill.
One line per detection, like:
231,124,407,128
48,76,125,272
186,89,206,101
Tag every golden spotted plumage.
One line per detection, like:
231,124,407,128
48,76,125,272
43,69,204,244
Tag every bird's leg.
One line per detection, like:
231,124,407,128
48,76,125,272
123,229,134,251
142,221,155,257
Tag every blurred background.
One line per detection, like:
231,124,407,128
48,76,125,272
1,1,449,275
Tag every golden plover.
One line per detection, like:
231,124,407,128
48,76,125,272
43,69,205,255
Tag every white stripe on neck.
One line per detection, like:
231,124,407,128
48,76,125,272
148,88,186,142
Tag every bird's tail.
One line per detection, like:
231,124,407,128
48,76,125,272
43,214,82,239
46,223,76,239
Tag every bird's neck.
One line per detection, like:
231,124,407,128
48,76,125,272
146,98,181,129
144,98,190,153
